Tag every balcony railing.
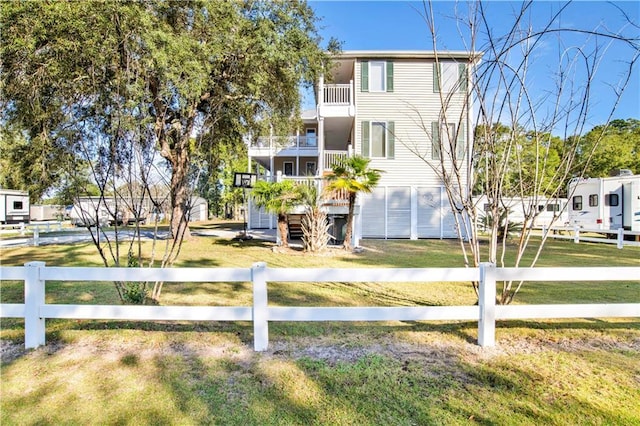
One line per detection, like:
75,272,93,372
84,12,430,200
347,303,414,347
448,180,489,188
324,150,348,170
252,136,317,150
322,84,351,106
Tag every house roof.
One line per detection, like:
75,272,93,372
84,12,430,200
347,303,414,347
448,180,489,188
336,50,482,61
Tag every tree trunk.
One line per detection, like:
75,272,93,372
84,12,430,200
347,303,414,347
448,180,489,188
277,213,289,248
169,146,192,241
343,192,357,251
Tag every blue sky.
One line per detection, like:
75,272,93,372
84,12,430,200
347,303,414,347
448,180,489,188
309,1,640,132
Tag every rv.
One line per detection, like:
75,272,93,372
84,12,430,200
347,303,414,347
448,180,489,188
68,197,121,227
475,196,568,229
567,171,640,231
0,189,30,224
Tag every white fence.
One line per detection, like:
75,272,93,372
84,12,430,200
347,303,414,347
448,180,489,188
0,221,65,234
544,226,640,248
1,263,639,351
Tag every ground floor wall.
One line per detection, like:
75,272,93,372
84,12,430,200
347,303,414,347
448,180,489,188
248,185,467,244
356,186,462,241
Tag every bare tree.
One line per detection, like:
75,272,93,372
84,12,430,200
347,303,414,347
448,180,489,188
405,1,639,303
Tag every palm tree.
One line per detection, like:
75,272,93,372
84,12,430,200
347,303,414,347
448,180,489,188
251,179,300,248
325,155,382,250
297,182,331,252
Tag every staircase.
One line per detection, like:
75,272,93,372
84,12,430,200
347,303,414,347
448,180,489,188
287,214,304,240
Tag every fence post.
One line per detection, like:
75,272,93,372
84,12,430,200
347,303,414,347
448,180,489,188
20,222,26,235
25,261,46,349
617,227,624,249
32,227,39,247
478,263,496,347
252,262,269,351
573,225,580,244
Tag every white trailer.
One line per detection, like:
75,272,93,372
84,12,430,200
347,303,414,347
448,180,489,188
475,196,568,229
567,172,640,231
0,189,30,224
68,197,121,227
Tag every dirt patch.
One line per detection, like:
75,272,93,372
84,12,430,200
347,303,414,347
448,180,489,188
2,332,639,368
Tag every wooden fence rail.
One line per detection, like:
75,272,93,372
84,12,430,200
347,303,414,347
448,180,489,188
1,263,639,351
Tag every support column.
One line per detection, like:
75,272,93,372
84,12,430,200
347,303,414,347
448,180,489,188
318,117,325,175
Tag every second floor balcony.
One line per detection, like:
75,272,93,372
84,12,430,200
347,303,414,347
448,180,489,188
250,135,318,155
319,82,355,118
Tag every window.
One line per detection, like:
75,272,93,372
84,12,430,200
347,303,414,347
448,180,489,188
371,122,386,157
283,162,293,176
605,193,619,207
13,201,23,210
589,194,598,207
431,121,465,160
305,162,316,176
572,196,583,210
361,60,393,93
369,61,386,92
361,121,395,159
434,62,467,93
546,204,560,212
305,128,316,147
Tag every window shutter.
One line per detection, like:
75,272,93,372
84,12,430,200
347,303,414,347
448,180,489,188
361,121,370,157
456,123,465,159
386,61,394,92
387,121,395,159
361,61,369,92
431,122,440,160
433,62,440,93
458,63,467,92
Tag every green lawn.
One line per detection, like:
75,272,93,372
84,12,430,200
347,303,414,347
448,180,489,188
1,223,639,425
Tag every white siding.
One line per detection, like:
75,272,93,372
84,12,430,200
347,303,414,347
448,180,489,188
417,187,443,238
360,185,462,239
354,58,470,188
387,187,411,238
248,202,273,229
360,188,386,238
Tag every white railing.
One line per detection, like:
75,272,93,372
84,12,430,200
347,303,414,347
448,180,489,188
323,84,352,105
324,150,349,170
252,136,317,150
543,226,640,249
1,263,638,351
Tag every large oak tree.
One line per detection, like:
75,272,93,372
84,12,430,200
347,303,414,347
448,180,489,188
1,0,334,250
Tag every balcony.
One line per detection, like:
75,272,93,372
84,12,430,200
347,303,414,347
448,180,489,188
249,136,318,156
319,82,355,118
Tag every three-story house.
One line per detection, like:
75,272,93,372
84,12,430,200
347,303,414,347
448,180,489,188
247,50,478,245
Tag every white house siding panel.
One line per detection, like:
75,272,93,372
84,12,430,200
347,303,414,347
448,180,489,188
360,189,386,238
354,59,469,188
387,187,411,238
441,203,460,238
249,203,273,229
417,187,443,238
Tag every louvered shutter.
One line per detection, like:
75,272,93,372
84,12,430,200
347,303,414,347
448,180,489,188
386,61,394,92
456,123,465,159
458,63,467,92
361,121,370,157
433,63,440,92
387,121,395,159
361,61,369,92
431,122,440,160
